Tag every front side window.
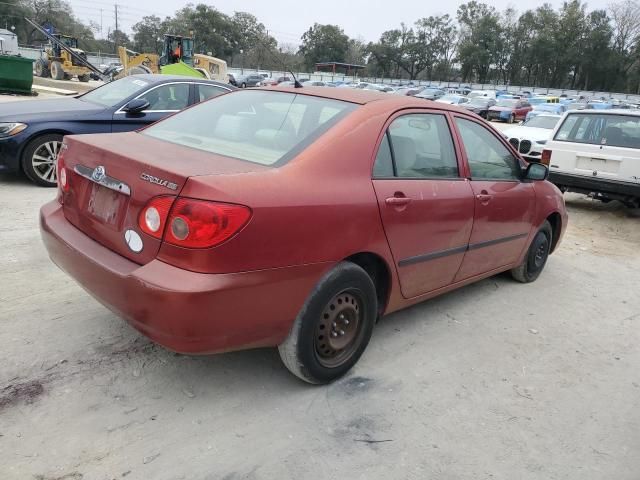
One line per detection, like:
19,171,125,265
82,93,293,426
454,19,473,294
554,113,640,148
455,118,521,180
143,90,357,166
138,83,190,111
373,114,458,178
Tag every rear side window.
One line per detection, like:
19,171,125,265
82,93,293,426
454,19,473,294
197,84,228,102
554,113,640,149
138,83,190,111
143,90,357,166
374,113,458,178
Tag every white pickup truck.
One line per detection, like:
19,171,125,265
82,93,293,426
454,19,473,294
542,109,640,207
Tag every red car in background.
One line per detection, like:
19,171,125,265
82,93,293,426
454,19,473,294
487,98,533,123
40,88,567,384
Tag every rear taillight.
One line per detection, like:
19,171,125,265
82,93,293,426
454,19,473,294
165,198,252,249
541,149,552,166
138,197,251,248
56,143,69,203
138,196,175,239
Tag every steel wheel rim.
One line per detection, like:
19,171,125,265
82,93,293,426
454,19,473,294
314,290,363,368
31,140,61,183
533,236,549,268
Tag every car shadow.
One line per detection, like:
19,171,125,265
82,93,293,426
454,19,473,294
564,194,640,218
0,171,34,187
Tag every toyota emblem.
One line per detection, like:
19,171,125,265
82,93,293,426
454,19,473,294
92,165,106,182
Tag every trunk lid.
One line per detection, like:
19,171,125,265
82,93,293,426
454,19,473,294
62,131,267,264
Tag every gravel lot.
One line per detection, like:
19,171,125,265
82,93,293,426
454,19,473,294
0,100,639,480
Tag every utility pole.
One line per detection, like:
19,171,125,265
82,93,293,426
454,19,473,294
114,4,118,35
114,3,118,52
100,8,103,39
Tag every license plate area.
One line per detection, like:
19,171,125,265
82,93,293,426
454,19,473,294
86,183,126,228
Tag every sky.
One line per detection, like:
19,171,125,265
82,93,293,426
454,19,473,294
65,0,613,45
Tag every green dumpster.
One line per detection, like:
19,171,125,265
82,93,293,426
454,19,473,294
0,55,34,94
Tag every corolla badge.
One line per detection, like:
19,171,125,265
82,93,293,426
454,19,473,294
140,172,178,191
92,165,106,182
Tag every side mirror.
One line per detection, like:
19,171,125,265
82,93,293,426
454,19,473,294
123,98,150,113
524,162,549,181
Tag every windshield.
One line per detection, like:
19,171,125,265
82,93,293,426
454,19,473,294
143,90,357,166
524,116,559,129
529,98,548,105
440,95,461,102
496,99,517,107
555,113,640,148
79,76,150,107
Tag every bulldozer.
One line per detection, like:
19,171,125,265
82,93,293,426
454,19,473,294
34,34,92,82
114,34,228,82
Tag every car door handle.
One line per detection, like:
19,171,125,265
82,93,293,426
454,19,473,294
476,194,493,204
385,196,412,206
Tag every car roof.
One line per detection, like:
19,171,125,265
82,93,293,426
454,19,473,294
566,108,640,116
256,86,480,113
126,74,229,86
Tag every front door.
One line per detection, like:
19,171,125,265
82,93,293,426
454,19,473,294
111,82,192,132
452,116,535,280
372,112,475,298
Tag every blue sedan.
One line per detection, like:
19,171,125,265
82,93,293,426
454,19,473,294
0,75,233,186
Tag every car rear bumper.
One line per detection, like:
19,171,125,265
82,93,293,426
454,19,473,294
40,201,332,354
549,171,640,198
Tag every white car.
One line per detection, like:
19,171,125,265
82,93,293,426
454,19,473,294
543,109,640,207
468,89,497,99
435,94,470,105
503,114,561,162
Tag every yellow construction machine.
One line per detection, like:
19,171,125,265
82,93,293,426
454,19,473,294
34,34,92,82
115,34,228,82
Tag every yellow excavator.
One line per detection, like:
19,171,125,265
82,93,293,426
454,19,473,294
114,34,228,83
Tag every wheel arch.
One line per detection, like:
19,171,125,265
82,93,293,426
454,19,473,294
343,251,392,317
19,130,71,173
545,211,562,253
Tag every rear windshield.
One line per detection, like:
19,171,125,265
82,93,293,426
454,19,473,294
554,113,640,149
143,90,357,166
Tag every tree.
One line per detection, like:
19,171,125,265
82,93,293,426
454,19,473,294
298,23,349,69
457,1,502,83
132,15,162,54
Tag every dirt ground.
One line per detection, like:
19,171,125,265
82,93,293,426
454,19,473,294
1,118,639,480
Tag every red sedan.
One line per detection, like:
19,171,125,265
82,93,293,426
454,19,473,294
40,87,567,384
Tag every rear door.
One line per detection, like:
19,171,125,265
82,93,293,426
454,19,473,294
452,115,535,280
111,82,193,132
372,110,475,298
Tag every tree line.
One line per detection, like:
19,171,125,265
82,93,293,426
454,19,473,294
3,0,640,93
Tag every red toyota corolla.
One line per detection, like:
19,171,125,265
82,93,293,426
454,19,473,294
40,87,567,384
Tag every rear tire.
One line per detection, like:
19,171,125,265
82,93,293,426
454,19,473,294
278,262,377,384
35,59,50,78
511,221,552,283
21,133,64,187
50,61,64,80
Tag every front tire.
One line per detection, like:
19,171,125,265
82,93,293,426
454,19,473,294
21,134,64,187
508,113,515,124
50,61,64,80
241,82,247,88
511,221,552,283
78,73,91,82
278,262,377,384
